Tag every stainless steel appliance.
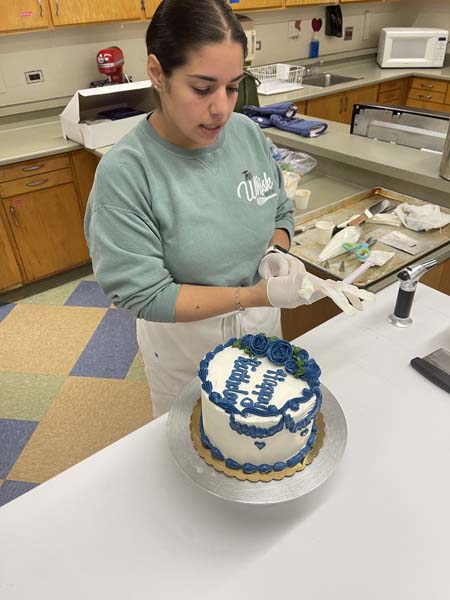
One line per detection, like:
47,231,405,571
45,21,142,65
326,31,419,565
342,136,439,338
351,103,450,153
440,123,450,180
377,27,448,69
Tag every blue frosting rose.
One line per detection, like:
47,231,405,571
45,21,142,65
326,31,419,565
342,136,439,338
249,333,270,356
298,349,309,361
267,340,293,365
241,334,253,349
285,358,299,374
303,359,321,381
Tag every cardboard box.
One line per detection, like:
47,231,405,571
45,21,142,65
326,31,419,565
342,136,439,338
60,81,155,149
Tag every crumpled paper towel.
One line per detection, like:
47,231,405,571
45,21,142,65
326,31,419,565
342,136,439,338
369,213,402,227
394,203,450,232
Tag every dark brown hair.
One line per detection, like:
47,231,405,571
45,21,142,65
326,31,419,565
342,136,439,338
146,0,247,75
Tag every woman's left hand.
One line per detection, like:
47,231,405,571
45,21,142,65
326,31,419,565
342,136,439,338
258,248,304,278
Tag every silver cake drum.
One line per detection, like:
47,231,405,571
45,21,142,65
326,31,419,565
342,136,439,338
167,378,347,505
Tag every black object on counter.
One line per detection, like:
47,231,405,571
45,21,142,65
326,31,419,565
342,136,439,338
325,6,343,38
410,348,450,393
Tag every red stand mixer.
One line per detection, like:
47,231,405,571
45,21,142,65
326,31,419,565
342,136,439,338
94,46,131,86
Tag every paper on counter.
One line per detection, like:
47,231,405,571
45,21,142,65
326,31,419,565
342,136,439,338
379,231,431,255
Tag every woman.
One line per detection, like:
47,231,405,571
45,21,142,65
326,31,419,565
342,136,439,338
85,0,371,417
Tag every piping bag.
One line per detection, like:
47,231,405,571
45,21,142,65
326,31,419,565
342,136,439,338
318,226,360,263
343,250,395,285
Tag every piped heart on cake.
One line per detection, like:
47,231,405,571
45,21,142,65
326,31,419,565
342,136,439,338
254,441,266,450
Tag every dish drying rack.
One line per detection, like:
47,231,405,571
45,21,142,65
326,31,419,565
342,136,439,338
249,63,305,95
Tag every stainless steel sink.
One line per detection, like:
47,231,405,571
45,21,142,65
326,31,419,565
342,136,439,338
302,73,362,87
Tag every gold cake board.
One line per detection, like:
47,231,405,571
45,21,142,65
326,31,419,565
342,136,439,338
190,399,325,483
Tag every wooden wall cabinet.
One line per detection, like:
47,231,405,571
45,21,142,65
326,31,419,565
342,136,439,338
1,1,50,33
231,0,282,10
0,154,90,287
142,0,161,19
306,84,379,125
47,0,143,26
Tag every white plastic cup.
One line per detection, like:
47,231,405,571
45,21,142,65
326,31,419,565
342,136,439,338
283,171,300,201
294,188,311,210
315,221,334,245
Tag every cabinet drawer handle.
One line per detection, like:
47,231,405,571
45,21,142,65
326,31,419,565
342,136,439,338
25,178,48,187
22,163,45,172
418,94,432,100
140,0,146,9
339,97,343,114
420,84,434,89
55,0,59,16
39,0,43,17
10,206,20,228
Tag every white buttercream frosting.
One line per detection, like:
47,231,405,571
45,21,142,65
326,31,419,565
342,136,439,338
200,346,319,467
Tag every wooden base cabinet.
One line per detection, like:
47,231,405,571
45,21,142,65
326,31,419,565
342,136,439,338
306,84,378,125
0,214,22,292
3,183,90,282
421,258,450,297
0,154,90,289
70,150,100,217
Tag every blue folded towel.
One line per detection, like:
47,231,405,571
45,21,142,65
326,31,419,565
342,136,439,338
242,102,298,119
269,115,328,138
249,115,272,128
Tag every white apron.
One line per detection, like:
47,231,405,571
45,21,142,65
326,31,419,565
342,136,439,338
136,307,281,418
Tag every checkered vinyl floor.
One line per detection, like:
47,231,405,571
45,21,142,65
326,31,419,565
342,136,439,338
0,271,152,507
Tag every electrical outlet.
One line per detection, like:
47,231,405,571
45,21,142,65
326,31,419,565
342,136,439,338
344,27,353,42
256,40,262,51
25,70,44,84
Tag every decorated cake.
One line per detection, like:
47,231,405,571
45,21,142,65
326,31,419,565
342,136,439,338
197,333,322,477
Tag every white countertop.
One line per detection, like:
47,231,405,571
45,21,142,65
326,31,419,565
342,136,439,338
0,283,449,600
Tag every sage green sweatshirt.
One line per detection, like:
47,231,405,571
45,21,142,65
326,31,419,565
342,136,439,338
84,112,294,323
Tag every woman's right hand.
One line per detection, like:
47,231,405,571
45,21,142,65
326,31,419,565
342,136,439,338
265,263,309,309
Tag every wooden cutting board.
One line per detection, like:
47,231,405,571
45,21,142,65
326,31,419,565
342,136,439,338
291,187,450,287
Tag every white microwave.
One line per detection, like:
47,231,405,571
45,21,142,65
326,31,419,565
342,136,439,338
377,27,448,68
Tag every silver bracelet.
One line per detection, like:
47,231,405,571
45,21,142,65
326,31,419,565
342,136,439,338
235,287,245,312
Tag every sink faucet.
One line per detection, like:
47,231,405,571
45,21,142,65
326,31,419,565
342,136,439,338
388,258,438,327
304,59,324,77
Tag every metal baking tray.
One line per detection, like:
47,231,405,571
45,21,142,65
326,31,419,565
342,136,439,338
291,187,450,287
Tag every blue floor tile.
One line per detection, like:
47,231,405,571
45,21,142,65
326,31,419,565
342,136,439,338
0,418,39,479
70,308,138,379
0,303,16,322
0,480,39,506
65,281,111,308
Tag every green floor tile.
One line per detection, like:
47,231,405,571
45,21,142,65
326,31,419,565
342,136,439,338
0,373,66,420
18,280,80,305
126,350,147,382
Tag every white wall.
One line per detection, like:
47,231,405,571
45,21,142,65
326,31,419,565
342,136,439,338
250,1,405,66
409,0,450,31
0,1,411,115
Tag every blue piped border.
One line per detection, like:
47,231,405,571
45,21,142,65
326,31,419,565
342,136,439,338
199,411,318,474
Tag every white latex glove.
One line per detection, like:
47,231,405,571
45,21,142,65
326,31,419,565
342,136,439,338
266,263,309,309
299,272,375,315
258,249,304,278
